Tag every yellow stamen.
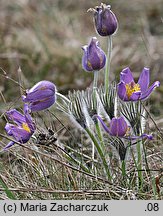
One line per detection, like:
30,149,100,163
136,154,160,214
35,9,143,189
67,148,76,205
87,60,92,69
22,123,31,133
125,82,140,98
125,127,131,136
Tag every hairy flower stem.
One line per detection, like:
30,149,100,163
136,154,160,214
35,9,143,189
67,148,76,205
136,101,144,190
105,36,112,94
142,140,150,173
93,70,104,150
92,70,98,167
136,140,143,189
92,70,98,107
93,70,98,90
85,127,112,181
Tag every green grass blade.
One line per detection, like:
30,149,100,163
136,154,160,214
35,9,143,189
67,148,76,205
0,175,16,199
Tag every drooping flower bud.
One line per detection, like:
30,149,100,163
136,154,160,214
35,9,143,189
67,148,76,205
93,115,153,140
22,80,56,112
89,3,118,36
82,37,106,72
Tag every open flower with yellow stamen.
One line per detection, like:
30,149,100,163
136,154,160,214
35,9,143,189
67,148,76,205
4,104,36,150
117,67,160,101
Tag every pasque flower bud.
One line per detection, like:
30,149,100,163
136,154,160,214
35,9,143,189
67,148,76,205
22,80,56,112
89,3,118,36
82,37,106,72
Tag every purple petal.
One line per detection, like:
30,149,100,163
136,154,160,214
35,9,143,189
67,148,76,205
138,67,149,93
29,96,55,112
6,109,25,126
5,123,14,136
124,134,153,141
3,141,15,150
120,67,134,84
94,8,103,35
130,91,141,101
143,134,153,140
23,81,56,102
82,45,93,71
140,81,160,100
28,80,55,93
13,128,31,143
93,115,111,135
5,124,31,143
101,9,118,36
110,117,128,137
117,82,129,101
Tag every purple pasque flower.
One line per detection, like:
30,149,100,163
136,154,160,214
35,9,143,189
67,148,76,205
93,115,153,140
117,67,160,101
89,3,118,36
4,104,36,150
22,80,56,112
82,37,106,72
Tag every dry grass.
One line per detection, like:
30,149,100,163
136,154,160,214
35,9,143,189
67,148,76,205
0,107,162,200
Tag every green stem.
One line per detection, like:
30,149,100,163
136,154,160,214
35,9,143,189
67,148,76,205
93,71,105,150
136,140,143,190
93,70,98,90
105,36,112,94
92,70,99,168
85,127,112,181
121,160,126,178
92,70,98,107
142,140,150,173
91,140,95,171
95,122,105,151
135,101,143,190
